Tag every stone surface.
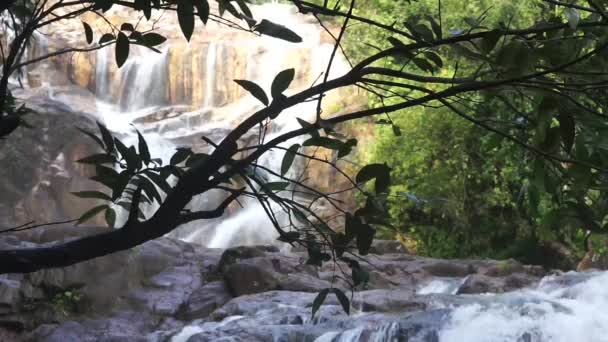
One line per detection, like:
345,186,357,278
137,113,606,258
179,281,232,320
0,234,556,341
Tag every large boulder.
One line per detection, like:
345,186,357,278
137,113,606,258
179,281,232,320
223,262,279,296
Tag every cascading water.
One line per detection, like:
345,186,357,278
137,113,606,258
15,2,349,248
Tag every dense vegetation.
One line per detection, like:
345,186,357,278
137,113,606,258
309,0,607,266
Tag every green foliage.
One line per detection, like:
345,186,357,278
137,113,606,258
346,0,608,261
50,290,85,317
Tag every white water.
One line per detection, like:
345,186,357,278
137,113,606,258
44,3,347,247
417,277,468,295
439,271,608,341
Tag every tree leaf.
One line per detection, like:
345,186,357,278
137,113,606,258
135,128,151,165
120,23,135,31
105,207,116,228
331,288,350,315
234,79,269,106
92,165,119,190
194,0,210,24
281,144,300,176
254,19,302,43
392,125,402,137
140,176,162,204
144,170,173,195
480,29,502,54
170,147,192,165
76,153,115,165
217,0,240,18
426,15,442,40
111,170,132,201
424,51,443,68
236,0,253,20
115,32,130,67
271,68,295,99
98,33,115,45
140,32,166,46
356,163,391,194
413,23,434,42
184,153,209,169
303,136,344,150
264,181,290,191
311,288,329,319
114,138,141,171
356,223,375,256
77,127,104,149
96,122,115,153
177,1,195,41
558,113,576,154
277,231,300,243
352,266,370,287
134,0,151,19
83,22,93,44
71,191,112,201
412,57,435,73
77,205,108,225
297,118,319,138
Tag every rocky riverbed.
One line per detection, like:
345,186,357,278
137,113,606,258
0,225,568,342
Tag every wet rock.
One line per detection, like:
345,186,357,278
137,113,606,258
456,272,538,294
25,311,154,342
369,240,407,255
277,273,332,292
353,289,423,313
423,261,476,277
217,245,280,272
456,274,497,294
223,263,279,296
483,259,525,277
179,281,232,320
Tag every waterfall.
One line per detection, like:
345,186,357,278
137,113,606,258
204,42,217,108
16,2,349,248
